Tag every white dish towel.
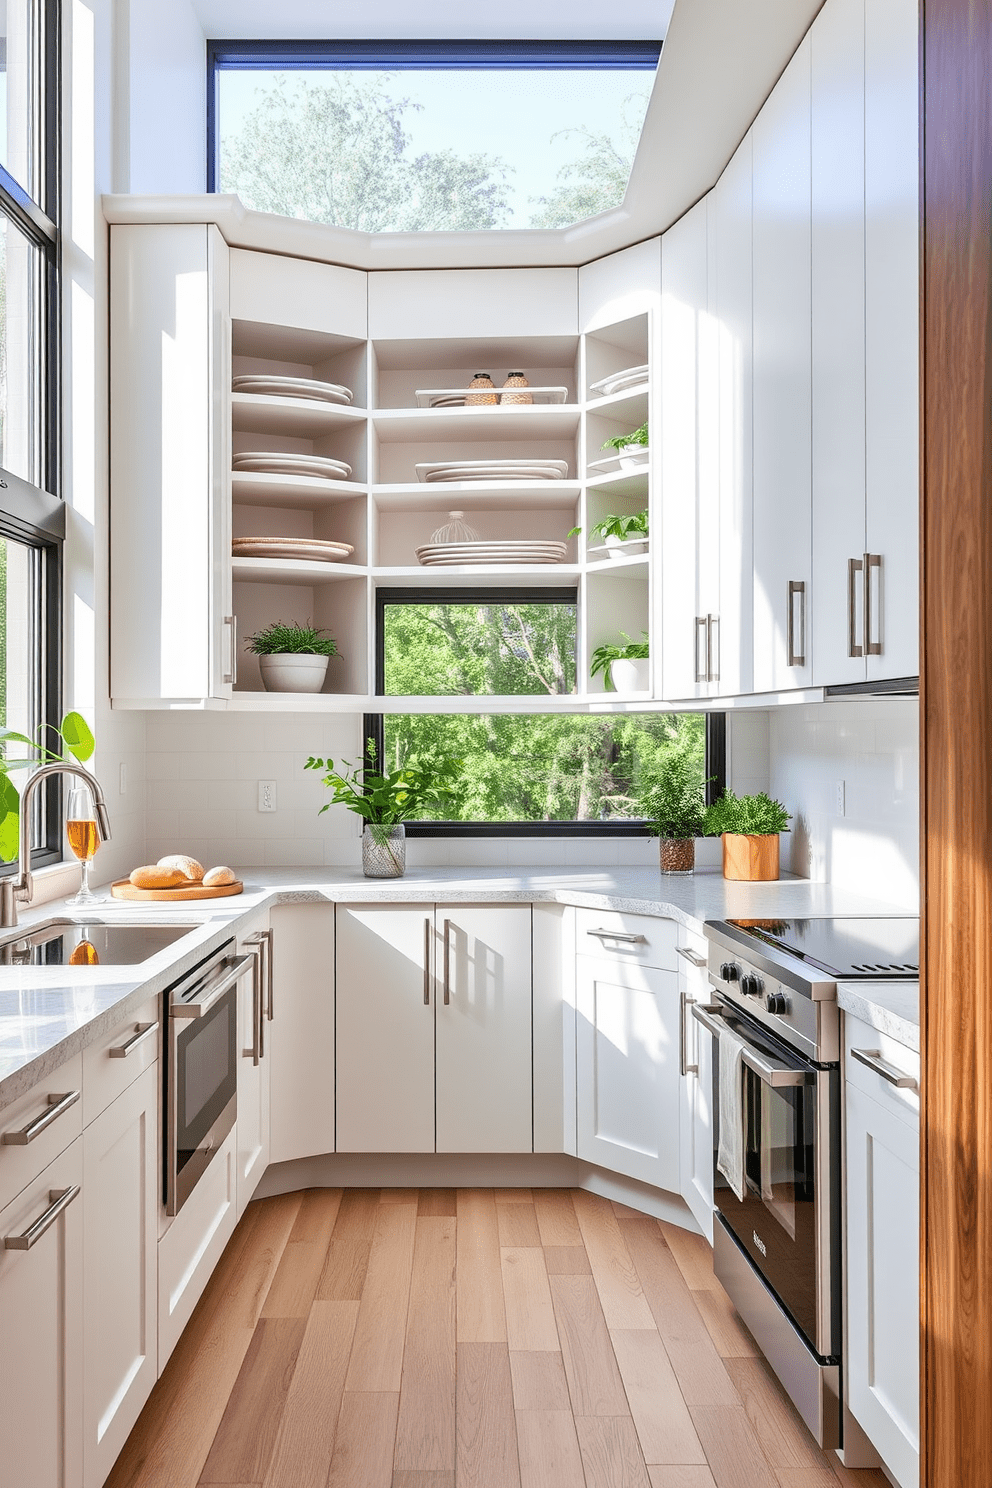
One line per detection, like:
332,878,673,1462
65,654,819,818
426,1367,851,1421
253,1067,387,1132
717,1026,747,1201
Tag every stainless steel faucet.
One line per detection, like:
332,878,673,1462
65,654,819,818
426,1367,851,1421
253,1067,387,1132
0,762,112,927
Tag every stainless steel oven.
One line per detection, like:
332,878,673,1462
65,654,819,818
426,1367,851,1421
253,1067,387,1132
164,941,253,1217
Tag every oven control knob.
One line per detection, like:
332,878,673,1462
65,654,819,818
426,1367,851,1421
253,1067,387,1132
765,991,789,1015
740,973,764,998
719,961,740,983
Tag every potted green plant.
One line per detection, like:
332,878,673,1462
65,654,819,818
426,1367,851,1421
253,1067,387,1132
569,509,649,560
639,746,711,874
305,741,462,877
702,789,791,881
589,631,650,694
245,621,338,694
602,420,649,470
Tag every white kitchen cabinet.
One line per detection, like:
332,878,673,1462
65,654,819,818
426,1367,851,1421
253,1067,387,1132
676,930,715,1240
231,247,368,341
844,1016,920,1488
82,1062,158,1488
236,924,272,1215
368,266,578,342
576,951,681,1192
752,35,813,692
269,904,335,1164
157,1123,237,1371
0,1136,83,1488
110,222,232,706
336,903,533,1155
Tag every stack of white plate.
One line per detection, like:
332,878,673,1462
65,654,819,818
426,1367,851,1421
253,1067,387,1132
232,374,353,405
415,459,568,483
233,452,353,481
415,540,568,566
589,364,649,398
429,395,466,408
233,537,354,563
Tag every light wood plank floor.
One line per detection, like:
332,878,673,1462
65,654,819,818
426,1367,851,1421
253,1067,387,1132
105,1189,890,1488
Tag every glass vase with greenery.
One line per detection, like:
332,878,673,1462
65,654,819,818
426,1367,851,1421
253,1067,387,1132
638,742,711,874
305,740,462,877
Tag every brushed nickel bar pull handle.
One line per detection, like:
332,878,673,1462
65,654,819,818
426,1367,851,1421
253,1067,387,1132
707,614,720,683
864,554,882,655
676,945,706,968
443,918,452,1006
690,1004,808,1087
847,557,864,658
5,1185,81,1250
109,1022,157,1059
223,615,237,685
850,1047,917,1090
242,944,261,1065
694,616,708,683
586,928,647,944
2,1089,80,1145
263,927,274,1022
680,990,698,1077
171,953,253,1019
423,917,431,1005
787,581,806,667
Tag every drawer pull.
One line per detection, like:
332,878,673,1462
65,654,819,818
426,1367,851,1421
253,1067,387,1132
676,945,707,968
5,1185,81,1250
109,1022,157,1059
586,928,647,945
2,1089,80,1145
850,1047,918,1090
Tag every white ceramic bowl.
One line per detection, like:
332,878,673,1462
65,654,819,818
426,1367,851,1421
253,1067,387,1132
258,654,330,693
609,658,650,694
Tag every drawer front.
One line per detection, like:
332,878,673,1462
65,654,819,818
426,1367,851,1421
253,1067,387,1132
157,1123,237,1372
82,995,160,1126
575,908,678,971
843,1013,920,1127
0,1053,84,1211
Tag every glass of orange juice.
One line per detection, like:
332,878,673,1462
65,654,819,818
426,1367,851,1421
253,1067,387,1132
66,784,102,905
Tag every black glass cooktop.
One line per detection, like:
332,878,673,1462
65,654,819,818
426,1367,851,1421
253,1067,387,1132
727,916,920,979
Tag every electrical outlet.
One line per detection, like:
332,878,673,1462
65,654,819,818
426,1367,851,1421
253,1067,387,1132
835,780,846,816
257,780,277,813
119,762,127,796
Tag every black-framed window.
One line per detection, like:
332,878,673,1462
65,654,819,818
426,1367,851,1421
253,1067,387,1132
207,39,661,233
367,588,725,838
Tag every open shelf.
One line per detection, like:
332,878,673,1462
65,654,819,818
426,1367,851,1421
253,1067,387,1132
232,472,368,507
371,564,581,587
372,405,580,442
585,552,650,573
231,393,367,438
585,384,650,423
585,468,651,498
232,556,368,585
372,480,582,512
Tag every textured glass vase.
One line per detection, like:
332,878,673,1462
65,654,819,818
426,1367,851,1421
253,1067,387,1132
659,837,695,875
362,823,406,878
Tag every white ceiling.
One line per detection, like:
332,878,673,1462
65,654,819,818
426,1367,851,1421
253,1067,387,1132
190,0,675,41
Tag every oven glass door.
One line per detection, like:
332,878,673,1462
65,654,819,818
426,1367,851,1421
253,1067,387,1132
175,989,236,1177
713,1005,833,1355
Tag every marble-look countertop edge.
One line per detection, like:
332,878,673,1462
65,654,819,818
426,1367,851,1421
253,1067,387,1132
837,983,920,1052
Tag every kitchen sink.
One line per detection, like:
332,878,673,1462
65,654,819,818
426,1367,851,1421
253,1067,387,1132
0,918,200,967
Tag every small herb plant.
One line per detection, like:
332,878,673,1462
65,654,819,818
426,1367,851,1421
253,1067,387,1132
305,739,462,842
246,621,338,657
602,421,648,452
0,711,96,860
589,630,650,686
702,789,791,837
569,509,648,541
638,746,712,841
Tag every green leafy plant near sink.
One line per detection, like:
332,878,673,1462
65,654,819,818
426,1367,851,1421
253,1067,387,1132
306,739,463,840
602,420,648,452
0,712,96,859
568,509,648,541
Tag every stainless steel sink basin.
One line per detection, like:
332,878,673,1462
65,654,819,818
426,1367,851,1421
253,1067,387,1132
0,919,200,967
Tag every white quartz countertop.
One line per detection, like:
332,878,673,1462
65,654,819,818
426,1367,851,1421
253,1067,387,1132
0,866,916,1107
837,980,919,1052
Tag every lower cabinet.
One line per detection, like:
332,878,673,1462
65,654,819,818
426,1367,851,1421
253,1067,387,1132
236,924,272,1216
844,1016,920,1488
82,1062,158,1488
677,929,715,1239
576,952,681,1191
0,1135,84,1488
336,902,533,1153
157,1124,238,1372
269,904,335,1163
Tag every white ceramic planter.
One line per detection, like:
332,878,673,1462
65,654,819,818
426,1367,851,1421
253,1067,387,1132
258,653,330,693
605,534,649,560
609,657,650,694
617,443,650,471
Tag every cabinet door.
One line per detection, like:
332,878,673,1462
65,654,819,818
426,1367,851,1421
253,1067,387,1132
82,1064,158,1488
864,0,919,682
0,1138,83,1488
811,0,868,687
435,905,532,1154
236,937,270,1215
752,37,813,691
676,932,714,1240
269,905,336,1164
336,904,436,1153
576,955,680,1191
845,1081,919,1488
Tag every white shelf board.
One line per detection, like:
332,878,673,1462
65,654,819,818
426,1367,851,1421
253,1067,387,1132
232,556,368,584
371,405,580,443
371,564,580,588
585,552,651,573
585,468,650,497
232,471,368,507
231,392,367,437
372,480,581,511
585,384,651,419
226,691,371,711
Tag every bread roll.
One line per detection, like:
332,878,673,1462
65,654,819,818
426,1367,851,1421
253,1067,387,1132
202,865,236,888
130,864,185,890
157,854,204,882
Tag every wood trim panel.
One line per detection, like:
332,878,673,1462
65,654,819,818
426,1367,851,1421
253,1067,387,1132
921,0,992,1481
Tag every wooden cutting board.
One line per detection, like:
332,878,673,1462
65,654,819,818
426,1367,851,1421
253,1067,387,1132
110,878,244,902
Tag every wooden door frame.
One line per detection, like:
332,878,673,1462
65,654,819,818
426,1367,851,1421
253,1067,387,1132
920,0,992,1481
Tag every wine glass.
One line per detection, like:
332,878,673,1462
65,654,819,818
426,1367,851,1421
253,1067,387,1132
66,784,102,906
